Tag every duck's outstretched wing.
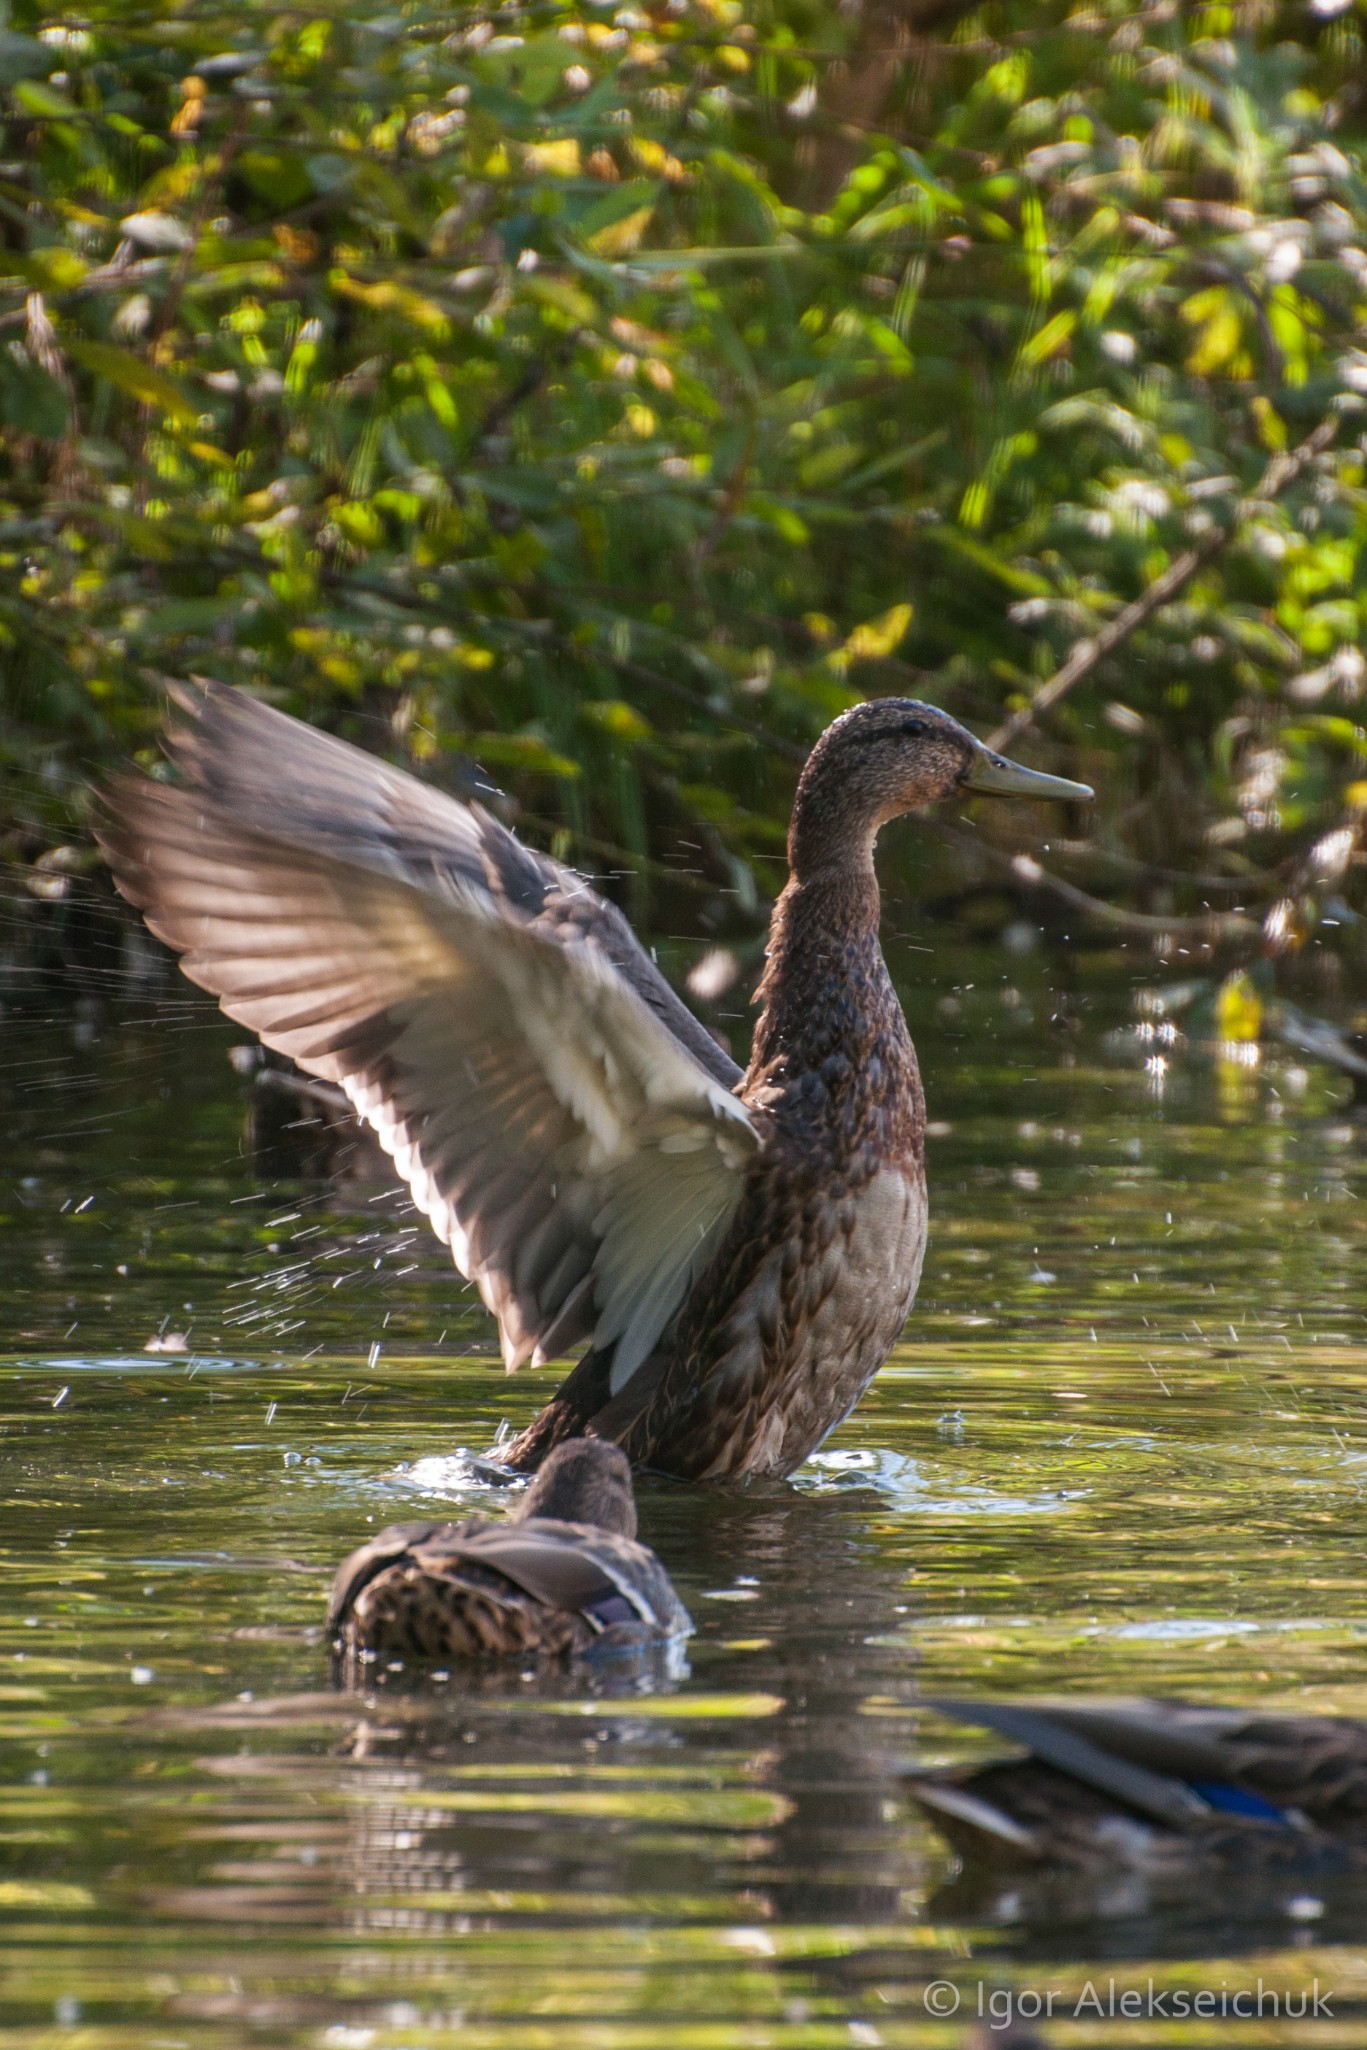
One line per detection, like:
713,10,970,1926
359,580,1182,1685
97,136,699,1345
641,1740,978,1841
155,679,743,1089
96,683,758,1384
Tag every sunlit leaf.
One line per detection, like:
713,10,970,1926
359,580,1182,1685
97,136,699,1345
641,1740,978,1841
64,342,198,425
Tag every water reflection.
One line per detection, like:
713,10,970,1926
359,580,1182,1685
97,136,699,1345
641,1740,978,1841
4,956,1367,2043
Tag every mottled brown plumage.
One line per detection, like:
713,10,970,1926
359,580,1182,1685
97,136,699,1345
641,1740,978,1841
615,867,925,1477
504,702,1088,1478
329,1438,690,1667
96,683,1088,1483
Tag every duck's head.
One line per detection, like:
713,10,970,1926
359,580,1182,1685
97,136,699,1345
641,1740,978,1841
790,698,1092,880
510,1437,638,1537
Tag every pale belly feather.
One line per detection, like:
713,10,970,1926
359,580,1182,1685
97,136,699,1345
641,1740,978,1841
726,1162,928,1479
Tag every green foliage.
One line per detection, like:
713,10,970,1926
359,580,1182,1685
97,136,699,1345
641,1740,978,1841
1,0,1366,952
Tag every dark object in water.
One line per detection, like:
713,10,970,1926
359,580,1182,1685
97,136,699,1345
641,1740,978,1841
907,1694,1367,1899
230,1044,392,1180
328,1438,690,1667
96,681,1089,1481
1267,1000,1367,1112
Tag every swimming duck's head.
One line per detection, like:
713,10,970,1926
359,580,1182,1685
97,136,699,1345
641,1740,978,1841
511,1437,638,1538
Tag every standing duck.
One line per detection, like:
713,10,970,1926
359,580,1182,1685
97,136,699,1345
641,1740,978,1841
328,1436,689,1666
97,683,1089,1480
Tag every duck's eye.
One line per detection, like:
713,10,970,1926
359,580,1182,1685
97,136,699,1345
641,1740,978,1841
897,719,928,739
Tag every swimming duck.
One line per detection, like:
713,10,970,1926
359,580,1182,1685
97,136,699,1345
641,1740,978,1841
97,682,1089,1481
328,1437,689,1665
908,1694,1367,1882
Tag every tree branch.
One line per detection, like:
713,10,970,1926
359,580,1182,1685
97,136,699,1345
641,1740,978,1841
986,412,1342,754
933,820,1260,947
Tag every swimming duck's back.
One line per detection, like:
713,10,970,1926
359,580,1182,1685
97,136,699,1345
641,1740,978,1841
329,1513,690,1662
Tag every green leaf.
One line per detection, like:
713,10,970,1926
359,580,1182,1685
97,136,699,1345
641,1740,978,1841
11,78,75,117
573,179,658,236
467,731,582,779
65,342,198,425
238,149,314,209
0,346,69,438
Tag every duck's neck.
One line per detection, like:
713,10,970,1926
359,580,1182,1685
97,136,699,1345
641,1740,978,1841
747,855,911,1099
744,752,924,1149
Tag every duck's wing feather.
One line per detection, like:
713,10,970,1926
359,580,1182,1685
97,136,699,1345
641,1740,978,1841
325,1518,449,1637
160,681,742,1089
924,1698,1211,1830
97,684,758,1383
1014,1695,1367,1820
927,1695,1367,1827
485,1516,692,1636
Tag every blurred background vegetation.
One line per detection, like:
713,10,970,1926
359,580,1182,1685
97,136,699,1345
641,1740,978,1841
1,0,1365,1020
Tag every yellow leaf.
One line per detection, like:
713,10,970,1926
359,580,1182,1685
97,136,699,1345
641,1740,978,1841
583,698,652,741
523,138,581,177
834,602,914,672
333,501,384,547
589,205,655,257
1181,290,1244,378
1018,309,1076,368
65,340,197,424
328,271,450,338
22,246,89,290
1215,971,1262,1045
959,478,989,531
631,137,687,182
0,1881,94,1908
1251,395,1287,453
469,732,581,779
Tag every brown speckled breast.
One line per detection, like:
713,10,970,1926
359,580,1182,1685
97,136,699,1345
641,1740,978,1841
619,865,928,1481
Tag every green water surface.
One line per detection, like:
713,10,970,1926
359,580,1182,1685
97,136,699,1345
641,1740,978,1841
3,941,1367,2048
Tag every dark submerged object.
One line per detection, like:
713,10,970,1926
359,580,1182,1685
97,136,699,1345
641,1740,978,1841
908,1695,1367,1896
97,682,1089,1481
328,1438,689,1664
230,1043,392,1180
1267,1000,1367,1113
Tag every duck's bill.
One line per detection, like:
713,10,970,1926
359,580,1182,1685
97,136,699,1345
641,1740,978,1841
963,745,1093,803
